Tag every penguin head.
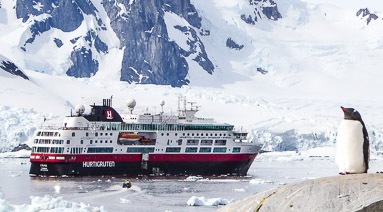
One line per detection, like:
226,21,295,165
341,106,362,121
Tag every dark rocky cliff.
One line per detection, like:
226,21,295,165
16,0,107,77
102,0,213,87
14,0,281,87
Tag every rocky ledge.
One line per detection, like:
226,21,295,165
218,174,383,212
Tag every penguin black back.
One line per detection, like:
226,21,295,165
340,106,369,172
341,106,362,121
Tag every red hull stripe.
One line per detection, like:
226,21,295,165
30,153,257,163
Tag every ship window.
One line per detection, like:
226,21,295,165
100,133,103,136
87,147,113,153
175,133,178,136
90,140,93,144
213,147,227,153
110,140,113,143
37,147,50,153
183,133,185,136
177,139,182,145
86,132,89,136
201,140,213,145
95,132,98,137
100,140,103,143
67,140,70,144
199,147,211,153
215,140,226,146
110,133,113,136
81,140,83,144
126,147,155,153
161,133,164,136
167,133,169,136
187,139,199,145
233,147,241,153
72,132,75,137
95,140,98,143
197,133,199,136
165,147,181,153
185,147,198,153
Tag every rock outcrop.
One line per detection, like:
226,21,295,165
219,174,383,211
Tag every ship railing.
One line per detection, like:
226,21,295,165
39,125,64,130
234,138,254,143
39,126,101,131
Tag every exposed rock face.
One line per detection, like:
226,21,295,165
241,0,282,24
0,56,29,80
219,174,383,212
357,8,379,25
226,38,244,50
102,0,213,87
13,0,282,87
16,0,108,78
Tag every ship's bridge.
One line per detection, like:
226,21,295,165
123,97,219,124
63,116,89,128
124,113,179,124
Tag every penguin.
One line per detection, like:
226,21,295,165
336,106,369,174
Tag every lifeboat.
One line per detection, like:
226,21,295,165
139,137,152,143
118,132,141,141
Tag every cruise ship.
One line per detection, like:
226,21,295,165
29,97,261,177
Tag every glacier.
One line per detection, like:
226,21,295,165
1,0,383,153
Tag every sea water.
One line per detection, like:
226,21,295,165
1,152,382,212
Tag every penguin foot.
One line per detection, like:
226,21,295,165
339,172,346,175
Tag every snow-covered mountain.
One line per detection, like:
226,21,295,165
1,0,383,154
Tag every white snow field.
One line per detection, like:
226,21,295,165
1,0,383,152
1,0,383,211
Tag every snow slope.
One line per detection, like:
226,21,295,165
1,0,383,153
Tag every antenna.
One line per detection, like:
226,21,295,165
184,98,187,111
178,96,181,114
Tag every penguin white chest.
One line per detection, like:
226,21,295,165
336,120,365,174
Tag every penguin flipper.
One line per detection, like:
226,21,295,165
363,136,369,172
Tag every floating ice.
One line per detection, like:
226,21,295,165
0,195,105,211
54,185,61,194
184,176,204,181
249,178,274,184
120,198,130,204
186,196,229,206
